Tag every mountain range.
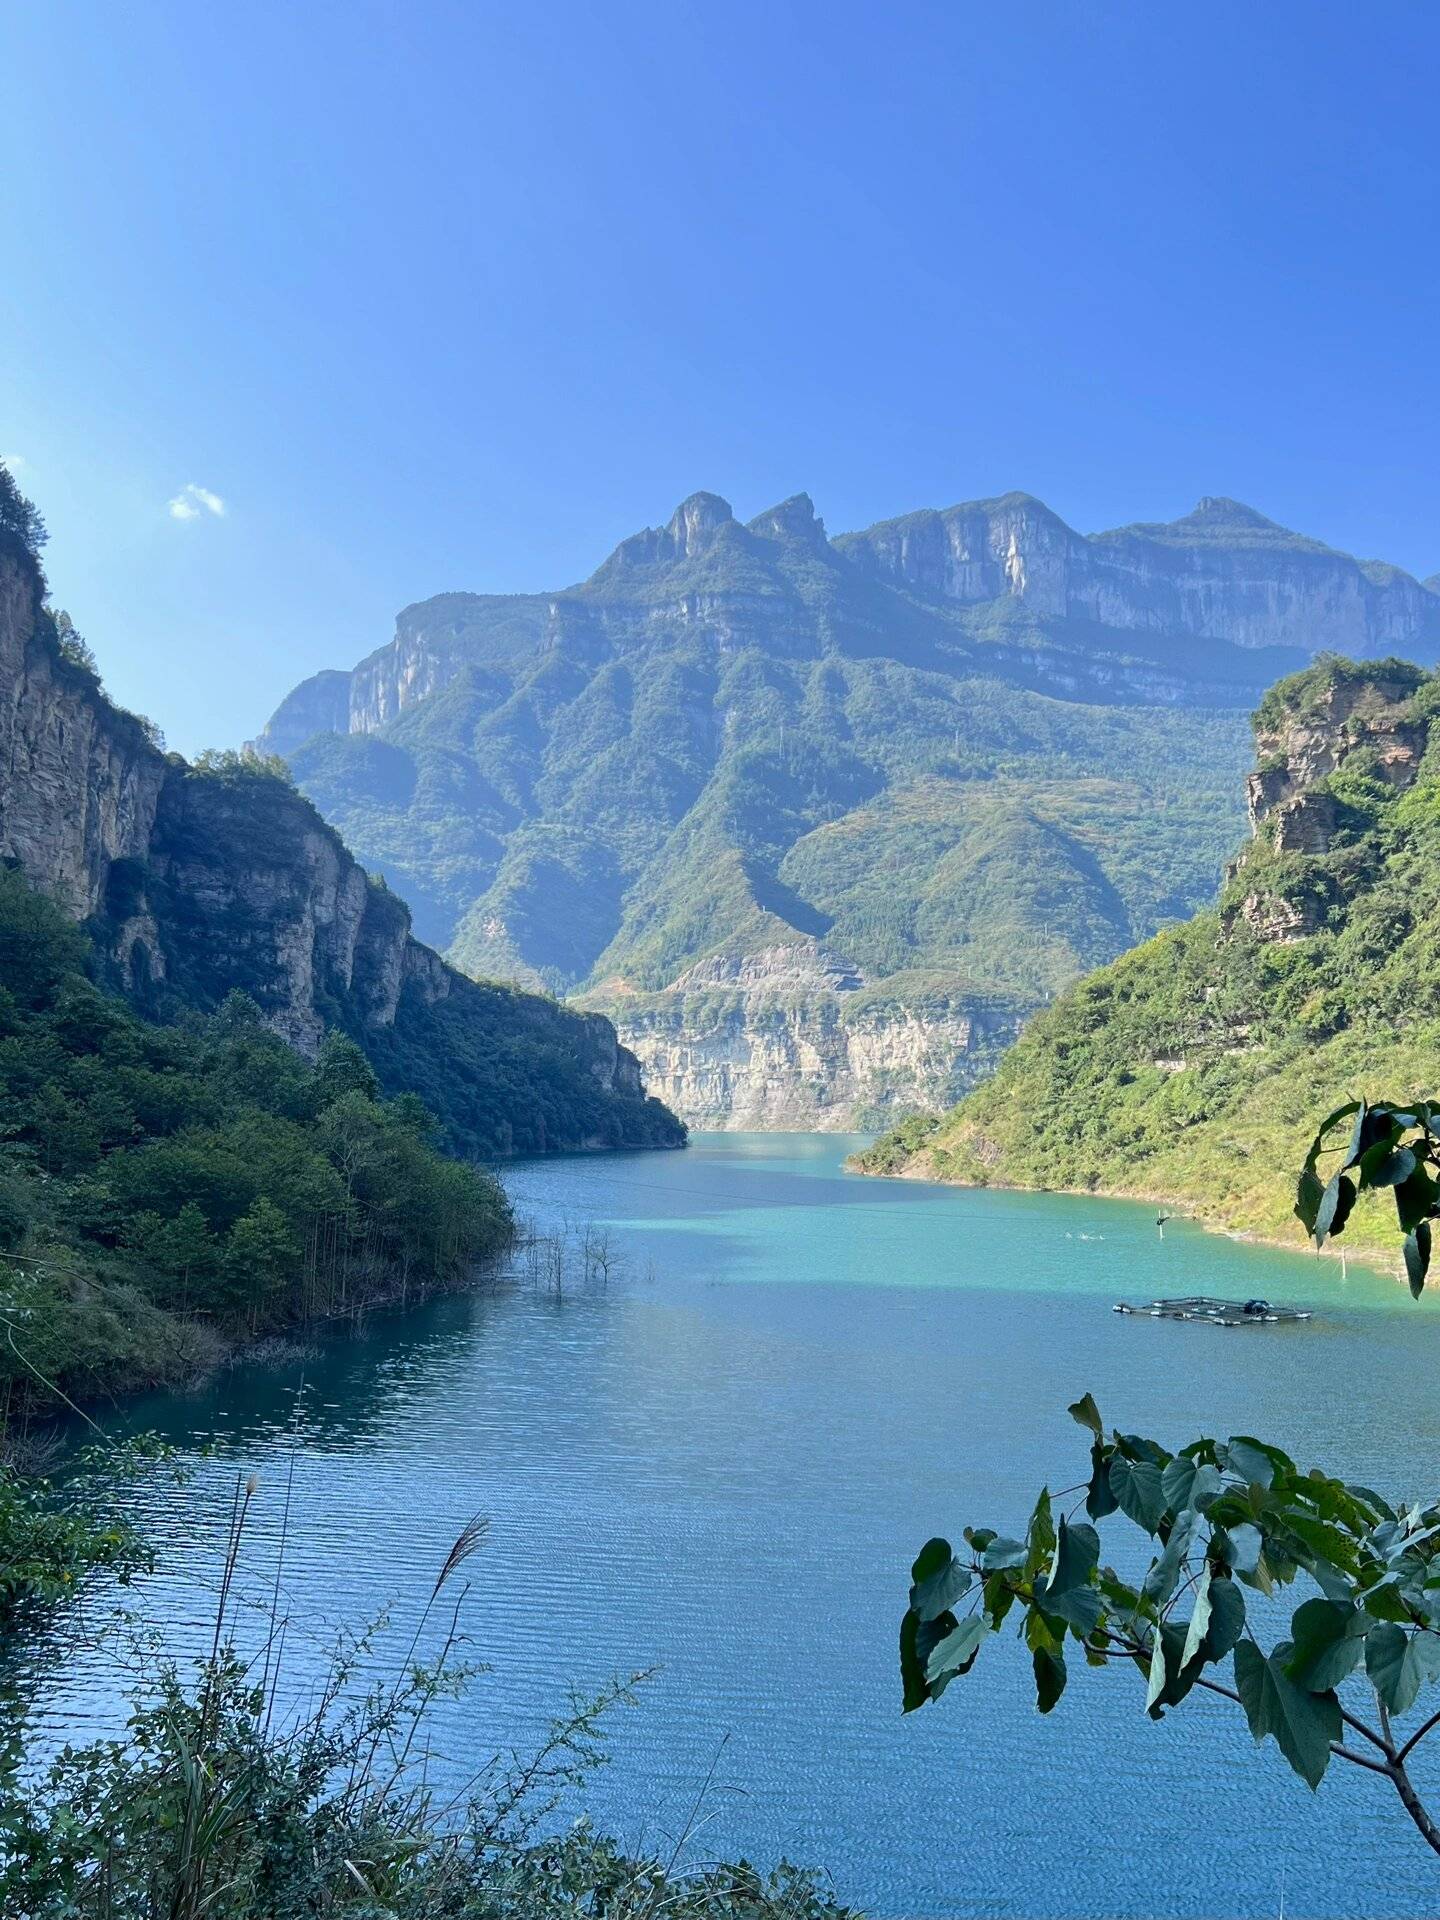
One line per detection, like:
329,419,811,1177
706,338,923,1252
255,489,1440,1127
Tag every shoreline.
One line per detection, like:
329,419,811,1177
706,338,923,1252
847,1150,1407,1286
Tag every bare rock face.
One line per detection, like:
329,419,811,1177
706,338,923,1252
1225,660,1431,948
0,559,164,922
591,941,1026,1130
246,669,352,758
1236,891,1321,944
1246,670,1426,832
839,494,1440,657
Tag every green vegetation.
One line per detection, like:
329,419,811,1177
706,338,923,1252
2,1490,855,1919
0,1439,159,1629
281,499,1256,1025
900,1393,1440,1856
1297,1098,1440,1295
0,864,512,1417
856,658,1440,1266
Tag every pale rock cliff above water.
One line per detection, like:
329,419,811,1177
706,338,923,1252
586,943,1026,1130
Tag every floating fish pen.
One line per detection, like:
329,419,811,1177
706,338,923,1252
1113,1295,1313,1327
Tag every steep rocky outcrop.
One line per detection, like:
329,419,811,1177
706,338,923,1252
0,546,682,1156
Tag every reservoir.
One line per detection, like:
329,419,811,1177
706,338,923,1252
29,1135,1440,1918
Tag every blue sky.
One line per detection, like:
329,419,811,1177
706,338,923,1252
3,0,1438,754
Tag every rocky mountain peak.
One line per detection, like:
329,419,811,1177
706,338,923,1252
1187,496,1279,529
590,491,734,577
667,491,735,555
746,492,828,546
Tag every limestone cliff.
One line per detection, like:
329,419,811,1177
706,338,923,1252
837,494,1440,657
584,943,1026,1130
0,546,682,1156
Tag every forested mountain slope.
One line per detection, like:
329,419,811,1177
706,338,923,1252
256,489,1440,1128
0,518,682,1158
856,656,1440,1263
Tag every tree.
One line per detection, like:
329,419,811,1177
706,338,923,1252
50,611,98,679
900,1393,1440,1856
223,1197,301,1327
315,1031,380,1109
0,462,46,563
1296,1098,1440,1295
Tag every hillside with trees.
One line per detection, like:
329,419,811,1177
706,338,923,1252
856,656,1440,1265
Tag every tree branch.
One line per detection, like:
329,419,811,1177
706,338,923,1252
1396,1705,1440,1767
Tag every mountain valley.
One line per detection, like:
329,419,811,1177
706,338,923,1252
258,489,1440,1126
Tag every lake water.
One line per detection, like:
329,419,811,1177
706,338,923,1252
28,1134,1440,1917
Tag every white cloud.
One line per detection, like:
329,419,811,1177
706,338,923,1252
1,453,26,473
168,483,226,522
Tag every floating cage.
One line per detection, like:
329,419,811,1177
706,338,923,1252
1113,1294,1312,1328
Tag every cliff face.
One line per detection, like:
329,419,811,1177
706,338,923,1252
258,493,1440,761
837,495,1440,657
855,654,1440,1259
0,550,682,1155
585,941,1025,1129
0,556,165,922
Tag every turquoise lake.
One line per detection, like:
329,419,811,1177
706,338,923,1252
30,1134,1440,1917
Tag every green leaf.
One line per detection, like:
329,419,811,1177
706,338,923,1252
1025,1488,1056,1577
1285,1599,1369,1692
1395,1166,1440,1234
899,1609,929,1712
1046,1517,1100,1597
909,1538,972,1624
1361,1145,1415,1190
1313,1172,1356,1247
1233,1640,1340,1789
1046,1582,1103,1638
1180,1575,1214,1671
1223,1522,1265,1577
1162,1456,1222,1513
1033,1645,1067,1713
980,1536,1027,1572
1067,1392,1102,1437
1109,1457,1166,1533
1294,1167,1325,1234
1204,1577,1246,1660
1144,1626,1169,1712
1143,1508,1201,1606
1404,1222,1432,1300
925,1614,988,1683
1086,1441,1119,1520
1365,1623,1440,1716
1223,1439,1276,1489
1304,1101,1360,1171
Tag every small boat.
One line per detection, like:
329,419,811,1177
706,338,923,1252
1113,1294,1313,1328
